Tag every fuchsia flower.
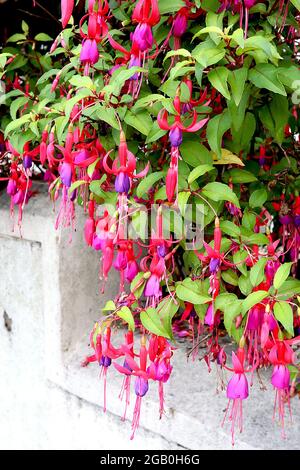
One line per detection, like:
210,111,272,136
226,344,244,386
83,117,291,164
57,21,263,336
218,0,257,37
114,334,173,438
140,208,176,306
61,0,74,28
103,131,149,195
80,39,99,67
158,94,209,149
158,93,208,202
172,8,189,38
79,0,110,74
132,0,160,52
82,325,122,412
222,347,251,445
268,338,300,435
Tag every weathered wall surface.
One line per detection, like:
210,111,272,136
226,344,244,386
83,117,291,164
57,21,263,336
0,187,299,450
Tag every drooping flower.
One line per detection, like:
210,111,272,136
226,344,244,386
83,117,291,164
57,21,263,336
222,347,250,445
269,338,300,436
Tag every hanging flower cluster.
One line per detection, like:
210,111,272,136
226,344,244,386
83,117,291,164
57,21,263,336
0,0,300,445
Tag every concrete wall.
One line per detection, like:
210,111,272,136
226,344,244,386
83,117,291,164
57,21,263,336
0,186,299,450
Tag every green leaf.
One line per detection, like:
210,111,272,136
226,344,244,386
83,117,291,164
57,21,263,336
193,26,224,40
241,290,269,314
202,182,240,208
156,297,179,340
124,110,153,136
249,189,268,208
69,75,95,90
228,67,248,106
222,269,239,286
176,282,211,305
4,114,31,138
214,293,238,311
177,191,191,216
277,279,300,299
164,49,192,61
233,250,248,276
206,111,231,159
223,300,242,335
219,220,241,238
249,64,286,96
130,272,146,300
290,0,300,9
243,233,269,245
250,258,267,287
117,306,135,331
10,96,28,120
206,11,224,45
89,175,107,197
231,28,245,49
274,301,294,336
192,42,226,68
96,106,120,130
208,67,230,100
188,164,214,184
36,69,61,86
7,33,27,43
136,171,165,198
68,179,87,196
181,140,212,167
102,300,116,311
140,308,171,339
158,0,185,14
273,263,293,290
242,210,256,231
238,274,253,296
229,169,257,183
35,33,53,42
64,89,92,119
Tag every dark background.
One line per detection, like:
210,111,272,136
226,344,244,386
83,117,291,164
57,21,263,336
0,0,86,44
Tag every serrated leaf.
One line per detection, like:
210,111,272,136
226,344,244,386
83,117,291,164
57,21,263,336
4,114,31,138
223,300,242,335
